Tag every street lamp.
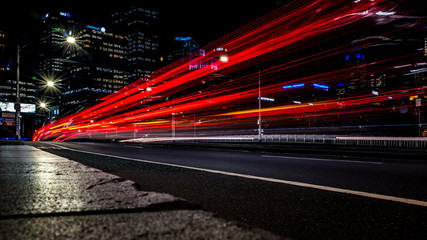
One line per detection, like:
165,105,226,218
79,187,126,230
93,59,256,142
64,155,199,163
258,69,262,142
40,102,47,108
15,34,76,140
66,36,76,44
15,45,22,140
220,55,229,63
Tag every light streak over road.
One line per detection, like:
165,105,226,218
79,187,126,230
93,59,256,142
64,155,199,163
33,0,427,142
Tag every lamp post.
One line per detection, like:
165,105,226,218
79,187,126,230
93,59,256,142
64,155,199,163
258,69,262,142
15,45,21,140
15,34,77,140
416,98,422,137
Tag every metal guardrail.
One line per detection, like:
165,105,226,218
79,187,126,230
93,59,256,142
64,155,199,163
176,134,427,149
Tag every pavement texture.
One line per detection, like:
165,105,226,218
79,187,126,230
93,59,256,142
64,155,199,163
0,143,283,239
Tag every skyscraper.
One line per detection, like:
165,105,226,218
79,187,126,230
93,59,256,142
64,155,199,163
0,30,6,72
62,25,129,114
112,5,160,82
39,11,76,76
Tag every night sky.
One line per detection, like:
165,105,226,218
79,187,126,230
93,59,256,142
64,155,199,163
1,0,281,52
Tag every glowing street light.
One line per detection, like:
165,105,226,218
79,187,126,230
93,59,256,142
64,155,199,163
47,80,54,87
40,102,47,108
220,55,229,63
67,36,76,44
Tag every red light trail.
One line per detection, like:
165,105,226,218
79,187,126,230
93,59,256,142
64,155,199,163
33,0,427,141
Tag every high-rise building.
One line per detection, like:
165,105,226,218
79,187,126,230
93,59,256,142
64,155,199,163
0,30,40,139
112,5,160,82
61,25,129,114
0,30,6,72
0,30,37,104
36,11,77,118
39,11,76,76
344,43,368,95
167,37,200,66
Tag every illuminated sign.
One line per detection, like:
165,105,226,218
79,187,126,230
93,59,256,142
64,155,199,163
346,53,365,61
0,102,36,113
313,83,329,90
283,83,304,89
214,47,228,52
259,97,275,102
375,11,396,16
87,25,106,32
175,36,192,41
60,12,71,17
4,118,15,126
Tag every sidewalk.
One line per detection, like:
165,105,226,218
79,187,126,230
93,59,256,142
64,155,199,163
0,143,282,239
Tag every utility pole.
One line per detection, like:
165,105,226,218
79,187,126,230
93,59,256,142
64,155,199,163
172,113,176,138
15,45,21,140
258,69,262,142
416,98,422,137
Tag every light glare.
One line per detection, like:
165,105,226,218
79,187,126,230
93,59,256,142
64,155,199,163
67,36,76,44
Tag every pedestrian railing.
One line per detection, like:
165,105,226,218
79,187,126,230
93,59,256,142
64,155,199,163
176,134,427,149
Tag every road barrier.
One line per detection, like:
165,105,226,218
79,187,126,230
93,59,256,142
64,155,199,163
175,134,427,149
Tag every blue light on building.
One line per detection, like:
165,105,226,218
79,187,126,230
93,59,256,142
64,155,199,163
175,36,192,41
87,25,106,32
313,83,329,90
346,53,365,61
60,12,71,18
283,83,305,89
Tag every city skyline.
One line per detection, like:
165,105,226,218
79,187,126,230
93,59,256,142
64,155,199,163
1,2,426,240
1,0,426,139
0,0,280,48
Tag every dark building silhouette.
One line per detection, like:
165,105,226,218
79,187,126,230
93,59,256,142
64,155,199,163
112,5,160,82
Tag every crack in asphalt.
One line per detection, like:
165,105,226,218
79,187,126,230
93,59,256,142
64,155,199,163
86,178,127,190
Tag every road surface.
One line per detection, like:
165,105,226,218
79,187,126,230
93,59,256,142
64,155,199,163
30,141,427,240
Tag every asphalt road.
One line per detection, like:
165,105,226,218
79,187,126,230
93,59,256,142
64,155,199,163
30,141,427,240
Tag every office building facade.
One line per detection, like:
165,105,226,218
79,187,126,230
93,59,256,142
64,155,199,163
62,25,129,114
112,5,160,82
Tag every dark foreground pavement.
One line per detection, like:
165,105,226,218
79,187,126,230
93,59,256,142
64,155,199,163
27,140,427,240
0,142,283,239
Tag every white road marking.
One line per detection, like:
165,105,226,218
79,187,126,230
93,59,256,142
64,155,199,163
45,143,427,208
261,155,383,164
124,145,144,149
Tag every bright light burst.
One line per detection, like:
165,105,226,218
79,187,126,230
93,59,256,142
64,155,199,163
35,72,63,95
66,36,76,44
